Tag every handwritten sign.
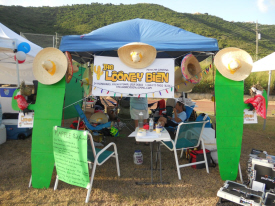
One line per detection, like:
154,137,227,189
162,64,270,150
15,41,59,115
18,112,34,128
93,56,174,98
243,109,258,124
53,127,89,188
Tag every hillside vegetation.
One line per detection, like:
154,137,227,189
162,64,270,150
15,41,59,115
0,3,274,94
1,3,275,58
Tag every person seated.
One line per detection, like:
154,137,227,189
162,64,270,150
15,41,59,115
158,101,186,127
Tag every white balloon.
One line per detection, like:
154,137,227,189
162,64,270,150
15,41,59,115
16,51,26,61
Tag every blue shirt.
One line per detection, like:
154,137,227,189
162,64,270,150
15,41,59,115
172,111,186,123
130,97,148,110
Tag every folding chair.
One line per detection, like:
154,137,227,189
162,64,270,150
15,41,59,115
161,120,209,180
74,104,111,131
165,105,195,133
53,131,120,203
85,132,120,203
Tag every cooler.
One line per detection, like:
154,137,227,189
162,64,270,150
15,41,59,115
2,119,32,140
202,128,218,164
190,149,211,169
189,126,218,163
0,124,6,144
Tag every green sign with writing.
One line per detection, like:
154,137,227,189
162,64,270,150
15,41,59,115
53,127,90,188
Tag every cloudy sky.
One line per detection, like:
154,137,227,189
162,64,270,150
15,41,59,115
1,0,275,25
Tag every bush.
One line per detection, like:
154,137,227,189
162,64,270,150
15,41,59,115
191,60,274,95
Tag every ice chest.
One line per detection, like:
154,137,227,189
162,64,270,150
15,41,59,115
0,124,6,144
2,119,32,140
190,149,211,169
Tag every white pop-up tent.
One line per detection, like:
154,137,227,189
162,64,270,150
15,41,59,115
0,23,42,85
252,52,275,129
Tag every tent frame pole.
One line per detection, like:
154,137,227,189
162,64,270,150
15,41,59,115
16,59,20,86
263,70,272,130
212,55,216,116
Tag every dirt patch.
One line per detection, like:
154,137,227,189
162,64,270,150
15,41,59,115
0,109,275,205
194,100,275,116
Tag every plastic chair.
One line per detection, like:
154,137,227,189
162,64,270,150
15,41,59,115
86,132,120,203
165,105,195,133
53,131,120,203
161,120,209,180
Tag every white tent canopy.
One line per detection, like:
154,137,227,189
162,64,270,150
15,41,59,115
252,52,275,72
0,23,42,85
252,52,275,129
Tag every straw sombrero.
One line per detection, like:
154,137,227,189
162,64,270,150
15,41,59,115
33,47,67,85
82,67,93,96
65,51,73,83
89,112,108,124
175,66,195,92
72,60,80,73
181,54,202,84
73,65,79,73
117,42,157,69
214,47,253,81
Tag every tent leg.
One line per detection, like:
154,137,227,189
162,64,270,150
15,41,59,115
263,70,272,130
16,59,20,86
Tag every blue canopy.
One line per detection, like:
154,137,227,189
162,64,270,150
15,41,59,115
59,18,219,62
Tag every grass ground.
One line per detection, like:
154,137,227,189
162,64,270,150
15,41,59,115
0,103,275,205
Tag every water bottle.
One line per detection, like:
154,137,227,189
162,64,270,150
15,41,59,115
149,118,154,132
138,112,144,129
133,150,143,165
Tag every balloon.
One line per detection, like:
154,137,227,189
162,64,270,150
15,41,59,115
17,42,31,53
14,55,25,64
16,51,26,61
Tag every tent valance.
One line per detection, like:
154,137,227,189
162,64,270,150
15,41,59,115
59,18,219,63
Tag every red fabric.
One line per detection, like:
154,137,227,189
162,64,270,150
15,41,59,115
244,95,266,119
157,99,166,115
14,95,28,110
70,120,85,130
94,110,104,113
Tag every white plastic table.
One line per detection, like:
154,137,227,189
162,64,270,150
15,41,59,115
129,128,171,185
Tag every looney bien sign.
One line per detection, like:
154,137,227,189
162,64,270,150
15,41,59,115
93,56,174,98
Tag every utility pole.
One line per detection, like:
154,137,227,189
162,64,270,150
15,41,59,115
256,20,258,61
55,32,59,48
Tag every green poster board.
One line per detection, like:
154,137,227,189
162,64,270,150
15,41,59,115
53,127,89,188
215,70,246,180
63,67,85,119
31,77,66,188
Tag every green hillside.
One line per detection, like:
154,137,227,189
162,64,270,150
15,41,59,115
1,3,274,94
0,3,275,59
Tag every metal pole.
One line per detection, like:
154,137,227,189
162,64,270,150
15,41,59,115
55,32,58,48
212,55,216,116
263,70,272,130
16,59,20,86
256,20,258,61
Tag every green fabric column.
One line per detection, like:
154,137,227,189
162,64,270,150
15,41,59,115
63,67,84,119
215,70,246,180
30,77,66,188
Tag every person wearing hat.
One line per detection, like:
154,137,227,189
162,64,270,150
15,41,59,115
157,101,186,127
130,97,149,145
